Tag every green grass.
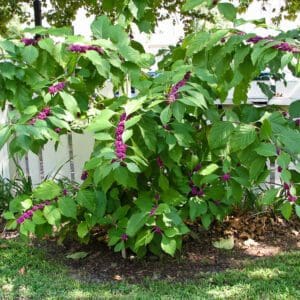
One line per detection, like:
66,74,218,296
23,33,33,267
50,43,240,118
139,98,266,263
0,239,300,300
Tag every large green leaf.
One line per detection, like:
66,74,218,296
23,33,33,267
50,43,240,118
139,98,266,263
58,197,77,219
208,121,234,149
280,201,292,220
0,126,11,151
21,45,39,64
182,0,206,11
218,3,237,21
76,190,96,212
230,125,257,152
189,198,207,221
161,235,177,256
254,143,277,157
33,180,61,200
260,188,279,205
59,91,80,115
126,212,148,237
77,222,89,238
289,100,300,118
85,51,110,78
43,206,61,225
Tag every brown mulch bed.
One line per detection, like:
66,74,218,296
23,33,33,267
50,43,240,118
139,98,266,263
1,212,300,283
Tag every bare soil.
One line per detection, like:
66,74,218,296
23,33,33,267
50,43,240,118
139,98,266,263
1,212,300,283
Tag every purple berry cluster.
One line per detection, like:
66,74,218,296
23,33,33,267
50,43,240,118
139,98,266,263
68,44,104,55
153,226,162,235
156,157,164,168
166,72,191,104
295,119,300,126
189,164,205,197
48,82,66,95
283,182,298,203
247,35,300,53
17,200,52,224
21,37,40,46
121,233,128,241
28,107,51,125
81,171,88,181
114,113,128,161
220,173,231,182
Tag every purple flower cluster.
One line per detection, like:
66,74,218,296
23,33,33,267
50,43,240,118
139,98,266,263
189,164,205,197
149,205,158,216
166,72,191,104
283,182,298,203
49,82,66,95
55,127,62,133
156,157,164,169
153,226,162,235
115,113,127,161
17,200,52,224
21,37,40,46
28,107,51,125
247,35,300,53
121,233,128,241
81,171,88,181
295,119,300,126
220,173,231,182
68,44,104,55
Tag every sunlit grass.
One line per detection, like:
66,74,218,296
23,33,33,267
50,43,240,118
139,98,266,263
0,239,300,299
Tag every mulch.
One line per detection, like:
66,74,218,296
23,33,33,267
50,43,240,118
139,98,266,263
1,212,300,283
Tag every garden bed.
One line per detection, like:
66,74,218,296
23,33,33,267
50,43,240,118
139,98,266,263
2,212,297,283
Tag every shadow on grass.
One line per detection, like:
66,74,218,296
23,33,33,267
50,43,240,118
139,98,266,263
1,239,300,299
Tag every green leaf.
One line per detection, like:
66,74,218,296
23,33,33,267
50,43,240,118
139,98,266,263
189,198,207,221
254,143,277,157
200,164,218,176
59,91,80,115
160,105,172,125
182,0,206,11
161,235,176,256
289,100,300,118
21,45,39,64
0,126,12,151
295,205,300,218
126,162,140,173
249,157,266,181
66,251,88,260
33,180,61,200
77,222,89,238
58,197,77,219
218,3,237,21
20,219,35,235
76,190,96,212
260,188,279,205
32,210,46,225
43,206,61,225
135,230,154,249
281,169,291,183
159,175,169,191
213,236,234,250
126,212,148,237
201,214,212,229
95,190,107,218
230,125,257,152
123,100,143,116
277,152,291,169
85,51,110,78
280,201,292,220
3,211,15,220
260,119,272,140
208,121,234,149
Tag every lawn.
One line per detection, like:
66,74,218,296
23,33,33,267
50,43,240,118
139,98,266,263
0,239,300,299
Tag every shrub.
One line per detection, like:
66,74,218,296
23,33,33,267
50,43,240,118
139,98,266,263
1,13,300,256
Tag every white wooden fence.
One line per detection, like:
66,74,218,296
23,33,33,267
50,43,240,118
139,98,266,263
1,78,300,186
